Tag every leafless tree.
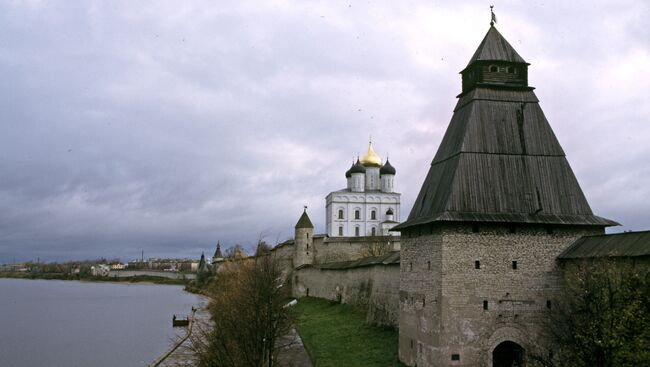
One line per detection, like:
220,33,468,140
192,249,293,367
358,236,393,258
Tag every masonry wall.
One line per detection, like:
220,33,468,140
293,263,400,327
313,236,400,263
399,223,603,367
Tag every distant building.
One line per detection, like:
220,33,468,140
326,141,401,237
91,264,110,277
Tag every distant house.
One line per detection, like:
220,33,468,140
109,263,126,270
91,264,110,277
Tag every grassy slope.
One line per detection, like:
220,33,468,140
293,297,406,367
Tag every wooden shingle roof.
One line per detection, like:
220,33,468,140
395,29,618,231
558,231,650,259
463,25,527,70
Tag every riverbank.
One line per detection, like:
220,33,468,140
0,271,189,285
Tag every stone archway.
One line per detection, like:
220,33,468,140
492,341,525,367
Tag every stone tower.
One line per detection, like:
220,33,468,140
293,208,315,268
393,24,617,367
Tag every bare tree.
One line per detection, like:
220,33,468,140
358,236,393,258
193,252,293,367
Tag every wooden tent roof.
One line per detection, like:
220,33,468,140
463,25,527,70
395,29,618,231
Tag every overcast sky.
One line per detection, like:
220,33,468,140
1,0,648,263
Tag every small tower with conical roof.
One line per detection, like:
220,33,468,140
293,207,315,267
212,241,224,264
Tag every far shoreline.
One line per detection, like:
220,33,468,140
0,272,191,287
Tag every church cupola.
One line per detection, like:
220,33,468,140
459,24,531,95
380,158,396,193
361,141,381,191
350,158,366,192
345,160,354,189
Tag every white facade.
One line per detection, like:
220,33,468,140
326,142,400,237
326,191,401,237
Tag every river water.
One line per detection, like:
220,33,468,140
0,278,205,367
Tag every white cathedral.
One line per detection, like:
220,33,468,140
325,142,401,237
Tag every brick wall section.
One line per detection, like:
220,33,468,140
399,222,603,367
293,263,400,327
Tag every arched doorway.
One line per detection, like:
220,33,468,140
492,341,525,367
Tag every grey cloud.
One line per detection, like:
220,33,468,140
0,1,648,262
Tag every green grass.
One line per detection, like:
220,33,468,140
292,297,406,367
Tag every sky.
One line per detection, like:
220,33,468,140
1,0,648,263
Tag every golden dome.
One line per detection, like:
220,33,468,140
360,142,382,167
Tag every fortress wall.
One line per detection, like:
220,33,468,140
293,262,400,327
314,237,400,263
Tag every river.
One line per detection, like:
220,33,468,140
0,278,205,367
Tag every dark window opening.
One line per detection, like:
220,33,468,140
427,261,431,270
354,210,360,220
451,354,460,361
546,225,554,234
509,225,516,234
512,261,518,270
354,227,360,236
409,262,413,271
422,298,426,307
306,288,309,297
371,227,376,236
483,300,489,310
371,210,376,220
306,233,309,238
472,224,480,233
546,300,552,309
338,227,343,236
410,339,414,349
475,260,481,269
338,209,344,219
489,65,498,72
306,243,309,250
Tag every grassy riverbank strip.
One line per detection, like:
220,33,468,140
293,297,406,367
0,271,188,285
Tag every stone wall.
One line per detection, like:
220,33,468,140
399,223,603,367
313,236,400,263
293,252,400,327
